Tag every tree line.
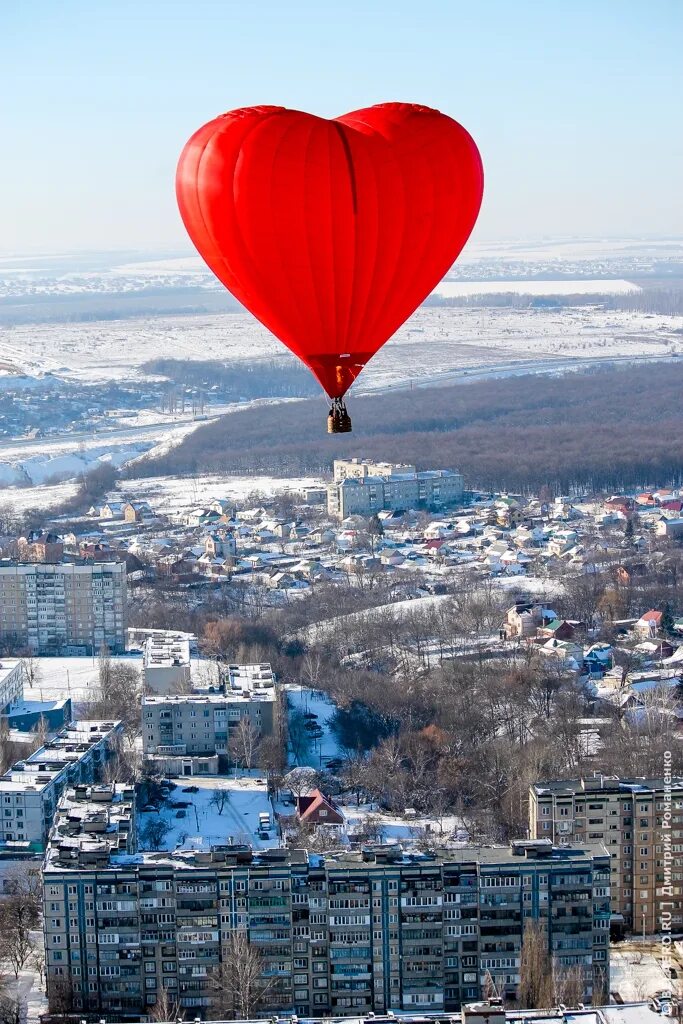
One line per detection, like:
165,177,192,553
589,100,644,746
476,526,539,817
127,362,683,495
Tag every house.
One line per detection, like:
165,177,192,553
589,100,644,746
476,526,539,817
635,609,663,639
203,532,236,559
538,619,577,641
122,501,151,523
17,531,64,563
184,508,220,528
501,602,542,640
634,639,675,661
548,530,579,557
296,789,345,827
584,643,613,677
655,517,683,539
614,562,648,586
539,638,584,669
604,496,635,513
98,501,125,520
209,498,235,517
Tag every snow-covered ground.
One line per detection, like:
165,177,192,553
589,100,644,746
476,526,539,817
138,775,278,852
0,408,237,487
343,802,466,844
286,686,342,767
116,472,325,515
22,654,140,704
432,278,639,297
610,942,679,1001
2,238,681,296
0,302,681,394
0,480,79,513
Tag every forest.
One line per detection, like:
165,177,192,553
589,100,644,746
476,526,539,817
128,361,683,495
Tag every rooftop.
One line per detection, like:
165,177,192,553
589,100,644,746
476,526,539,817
532,775,683,797
0,659,22,687
0,720,122,793
101,1005,675,1024
143,634,191,669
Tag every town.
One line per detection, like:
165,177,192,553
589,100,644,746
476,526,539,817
0,454,679,1019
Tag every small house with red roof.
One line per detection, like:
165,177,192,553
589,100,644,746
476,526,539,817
296,789,345,827
635,609,663,639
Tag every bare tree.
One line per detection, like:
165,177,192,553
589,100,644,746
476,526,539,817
209,790,229,815
518,919,553,1009
0,894,38,978
91,660,141,740
210,929,273,1018
229,717,260,771
19,654,41,691
149,984,180,1021
554,961,585,1007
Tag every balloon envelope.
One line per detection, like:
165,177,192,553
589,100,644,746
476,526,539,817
176,103,483,398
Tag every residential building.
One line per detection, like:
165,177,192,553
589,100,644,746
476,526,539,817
635,610,663,639
530,775,683,934
295,788,345,827
143,634,192,694
43,837,610,1016
655,518,683,539
142,663,278,775
17,531,64,563
0,659,25,714
122,501,151,523
328,459,464,519
0,560,127,655
0,719,123,852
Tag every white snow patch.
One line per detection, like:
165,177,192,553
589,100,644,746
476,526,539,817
432,278,640,297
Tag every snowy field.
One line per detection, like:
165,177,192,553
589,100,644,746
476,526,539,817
0,303,681,395
116,472,325,515
0,480,79,514
138,775,278,852
22,654,139,704
432,278,639,297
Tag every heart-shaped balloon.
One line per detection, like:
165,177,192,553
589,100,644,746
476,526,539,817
176,103,483,399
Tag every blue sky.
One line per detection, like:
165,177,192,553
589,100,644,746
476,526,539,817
3,0,682,251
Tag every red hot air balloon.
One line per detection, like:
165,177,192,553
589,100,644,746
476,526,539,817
176,103,483,432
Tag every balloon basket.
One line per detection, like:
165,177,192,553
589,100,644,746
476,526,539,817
327,399,352,434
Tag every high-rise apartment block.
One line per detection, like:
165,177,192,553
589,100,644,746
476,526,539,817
530,776,683,935
327,459,464,519
0,560,127,655
43,836,610,1017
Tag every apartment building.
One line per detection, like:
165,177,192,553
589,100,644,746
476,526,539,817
43,837,610,1017
0,720,123,852
0,560,127,655
0,659,25,714
143,633,192,694
530,776,683,935
327,459,464,519
142,663,278,775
